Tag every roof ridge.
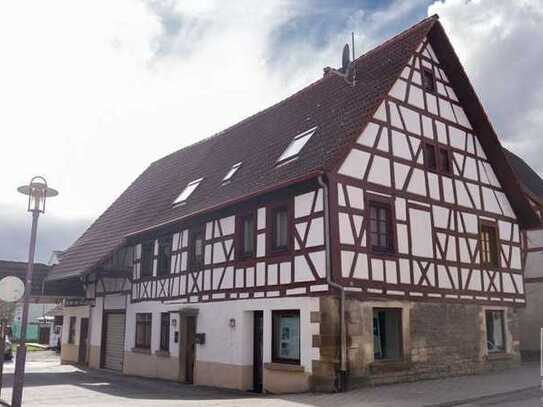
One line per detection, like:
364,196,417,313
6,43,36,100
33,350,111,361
154,14,440,166
0,259,49,267
352,14,438,66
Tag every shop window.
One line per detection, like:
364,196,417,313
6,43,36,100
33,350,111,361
160,312,170,352
68,316,76,344
157,236,172,276
272,310,300,364
237,212,256,259
480,223,499,267
140,240,154,278
486,310,506,353
135,313,152,349
271,206,289,253
373,308,402,361
368,202,394,254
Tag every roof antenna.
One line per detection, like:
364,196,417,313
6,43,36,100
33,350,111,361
323,32,356,87
351,31,355,62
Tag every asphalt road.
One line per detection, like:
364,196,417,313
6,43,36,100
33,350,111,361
0,352,540,407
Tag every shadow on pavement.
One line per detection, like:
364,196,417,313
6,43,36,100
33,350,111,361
0,368,256,402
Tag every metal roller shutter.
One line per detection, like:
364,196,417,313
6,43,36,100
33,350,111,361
104,313,125,371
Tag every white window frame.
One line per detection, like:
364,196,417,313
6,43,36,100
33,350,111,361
173,178,203,205
276,127,317,164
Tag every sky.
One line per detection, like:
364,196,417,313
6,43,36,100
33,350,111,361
1,0,543,263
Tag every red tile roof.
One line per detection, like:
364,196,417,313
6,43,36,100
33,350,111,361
49,15,537,281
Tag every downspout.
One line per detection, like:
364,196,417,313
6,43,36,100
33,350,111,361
317,175,347,392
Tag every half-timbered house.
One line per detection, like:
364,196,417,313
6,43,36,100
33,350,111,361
46,15,539,393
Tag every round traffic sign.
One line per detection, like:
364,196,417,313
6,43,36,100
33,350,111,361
0,276,25,303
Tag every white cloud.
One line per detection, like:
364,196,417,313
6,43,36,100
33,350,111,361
0,1,300,219
1,0,422,223
429,0,543,171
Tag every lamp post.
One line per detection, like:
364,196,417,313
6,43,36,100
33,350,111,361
12,176,58,407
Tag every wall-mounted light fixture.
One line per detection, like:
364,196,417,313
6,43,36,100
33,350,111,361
229,318,236,328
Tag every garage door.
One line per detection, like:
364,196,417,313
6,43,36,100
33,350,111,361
103,313,125,371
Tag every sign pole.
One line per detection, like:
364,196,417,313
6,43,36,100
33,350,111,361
0,320,5,397
11,209,40,407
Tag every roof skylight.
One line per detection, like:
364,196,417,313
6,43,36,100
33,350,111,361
222,162,242,184
276,127,317,164
173,178,203,205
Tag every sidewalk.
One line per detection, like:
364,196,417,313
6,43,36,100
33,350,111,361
278,363,541,407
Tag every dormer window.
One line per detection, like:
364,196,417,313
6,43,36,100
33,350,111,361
276,127,317,164
222,162,242,184
173,178,203,205
422,68,436,92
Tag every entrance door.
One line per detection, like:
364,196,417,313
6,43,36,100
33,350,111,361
186,316,196,383
102,312,125,371
253,311,263,392
38,326,50,345
78,318,89,364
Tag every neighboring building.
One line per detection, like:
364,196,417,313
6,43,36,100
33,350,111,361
0,259,83,344
0,260,59,342
48,250,65,266
503,149,543,360
37,304,64,348
47,15,539,393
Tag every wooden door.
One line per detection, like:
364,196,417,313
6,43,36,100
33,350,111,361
38,326,50,345
78,318,89,365
253,311,263,392
186,316,196,383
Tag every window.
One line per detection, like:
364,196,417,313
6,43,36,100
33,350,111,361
173,178,203,205
135,313,152,349
157,236,172,276
160,312,170,352
141,240,155,277
276,127,317,164
438,147,451,174
424,143,451,175
140,240,154,278
373,309,402,361
480,223,499,267
424,143,437,170
222,162,242,184
422,68,436,92
271,206,289,252
369,202,394,254
486,310,505,353
68,316,76,344
272,310,300,364
190,229,204,267
237,213,256,259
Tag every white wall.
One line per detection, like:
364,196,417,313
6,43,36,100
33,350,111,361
125,296,320,372
61,305,90,346
525,229,543,279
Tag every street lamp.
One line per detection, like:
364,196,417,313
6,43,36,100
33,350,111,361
12,176,58,407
